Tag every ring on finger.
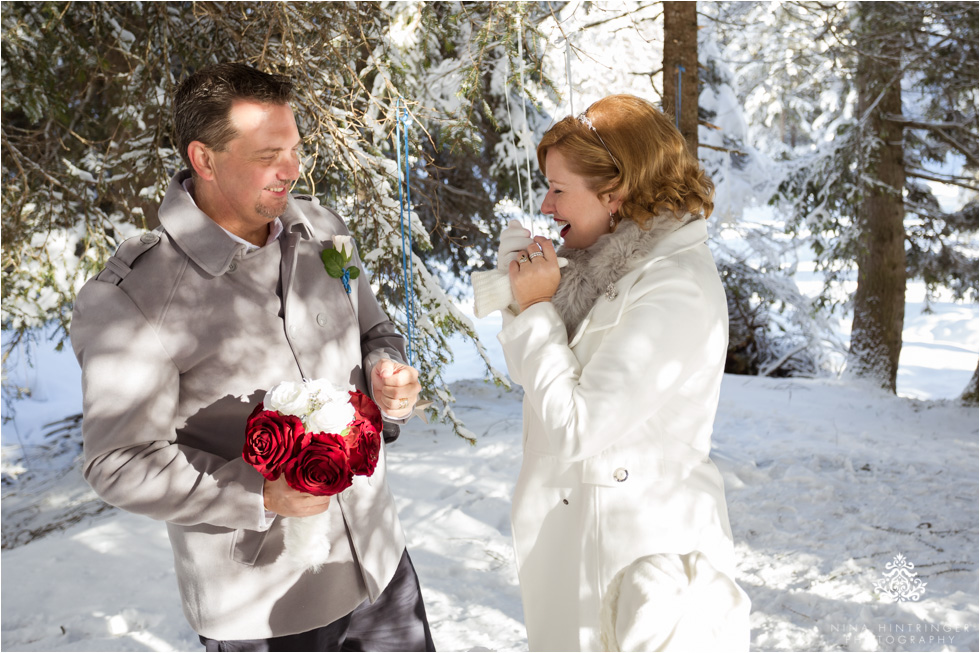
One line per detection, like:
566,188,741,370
518,254,529,263
528,251,544,260
397,397,409,410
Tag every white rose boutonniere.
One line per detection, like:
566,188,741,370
333,235,353,258
321,235,360,294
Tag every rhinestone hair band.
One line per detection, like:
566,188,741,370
578,113,620,169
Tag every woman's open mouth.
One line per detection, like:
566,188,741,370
555,219,570,238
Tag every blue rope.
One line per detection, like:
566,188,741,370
395,100,416,366
675,65,685,130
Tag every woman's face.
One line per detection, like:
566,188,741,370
540,147,619,250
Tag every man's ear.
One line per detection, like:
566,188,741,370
187,141,216,180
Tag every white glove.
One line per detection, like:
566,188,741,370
472,220,567,319
497,219,534,271
471,268,516,319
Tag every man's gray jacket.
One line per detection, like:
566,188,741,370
71,170,408,640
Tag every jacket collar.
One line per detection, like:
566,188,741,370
158,170,316,276
567,217,710,348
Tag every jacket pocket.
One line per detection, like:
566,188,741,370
231,527,272,566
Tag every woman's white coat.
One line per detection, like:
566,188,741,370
498,219,739,651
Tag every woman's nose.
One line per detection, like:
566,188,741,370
540,192,555,215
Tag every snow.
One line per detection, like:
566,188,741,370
2,289,977,652
3,3,975,648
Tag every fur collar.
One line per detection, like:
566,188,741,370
551,214,693,337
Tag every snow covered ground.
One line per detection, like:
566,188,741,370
2,290,977,652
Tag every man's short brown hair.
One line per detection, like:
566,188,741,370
172,63,294,170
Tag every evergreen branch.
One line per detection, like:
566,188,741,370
579,3,660,32
884,115,972,131
906,170,978,192
884,114,979,166
699,142,748,156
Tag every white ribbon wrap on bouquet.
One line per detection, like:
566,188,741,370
279,509,334,572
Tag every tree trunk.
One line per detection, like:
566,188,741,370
961,363,979,405
662,2,699,157
848,2,907,392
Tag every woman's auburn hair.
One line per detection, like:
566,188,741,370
536,94,714,225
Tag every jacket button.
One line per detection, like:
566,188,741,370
316,313,328,327
613,468,629,482
228,262,238,273
140,232,159,244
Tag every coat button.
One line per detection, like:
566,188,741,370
140,232,159,244
228,262,238,273
613,468,629,482
316,313,328,327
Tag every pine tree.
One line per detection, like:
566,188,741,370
696,3,845,378
847,1,909,391
662,1,699,155
1,1,549,438
766,1,978,393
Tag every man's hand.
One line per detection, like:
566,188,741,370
263,475,331,517
371,358,421,419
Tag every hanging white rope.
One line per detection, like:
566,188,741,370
518,20,535,220
503,57,527,229
503,16,537,228
564,33,575,117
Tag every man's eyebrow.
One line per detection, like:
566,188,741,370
252,143,302,154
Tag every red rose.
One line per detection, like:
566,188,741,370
242,404,306,481
282,432,353,496
345,419,381,477
349,391,383,433
345,391,382,476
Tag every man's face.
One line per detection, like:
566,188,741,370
205,100,301,232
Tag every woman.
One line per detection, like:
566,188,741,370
496,95,749,651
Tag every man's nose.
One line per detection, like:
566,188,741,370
281,151,301,179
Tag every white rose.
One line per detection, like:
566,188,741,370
263,381,311,417
306,397,355,434
305,379,353,403
333,235,354,259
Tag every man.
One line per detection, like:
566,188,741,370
70,63,434,651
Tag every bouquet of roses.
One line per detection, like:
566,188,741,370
242,379,383,569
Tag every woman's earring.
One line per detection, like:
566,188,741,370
609,212,616,229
